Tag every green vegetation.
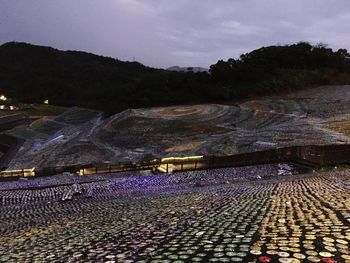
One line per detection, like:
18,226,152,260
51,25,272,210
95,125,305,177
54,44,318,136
0,42,349,114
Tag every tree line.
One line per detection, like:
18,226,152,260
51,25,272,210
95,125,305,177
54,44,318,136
0,41,349,114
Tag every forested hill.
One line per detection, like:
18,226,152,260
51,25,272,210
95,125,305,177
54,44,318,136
0,42,158,113
1,41,350,114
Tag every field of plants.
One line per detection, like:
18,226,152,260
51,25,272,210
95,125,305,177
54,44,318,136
0,167,349,262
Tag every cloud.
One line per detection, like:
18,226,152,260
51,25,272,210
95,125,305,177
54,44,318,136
1,0,350,67
112,0,158,16
220,20,262,36
303,12,350,47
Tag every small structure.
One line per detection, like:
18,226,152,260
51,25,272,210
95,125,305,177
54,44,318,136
157,156,204,174
0,167,35,178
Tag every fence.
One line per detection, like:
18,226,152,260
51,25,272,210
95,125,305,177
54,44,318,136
78,160,160,176
76,144,350,176
0,168,35,178
2,144,350,178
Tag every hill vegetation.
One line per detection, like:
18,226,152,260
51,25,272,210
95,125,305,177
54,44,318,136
0,42,349,114
167,66,209,73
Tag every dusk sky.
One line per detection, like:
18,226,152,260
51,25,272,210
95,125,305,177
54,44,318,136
1,0,350,68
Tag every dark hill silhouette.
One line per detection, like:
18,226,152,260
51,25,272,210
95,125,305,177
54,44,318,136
0,42,156,113
0,41,349,114
167,66,209,72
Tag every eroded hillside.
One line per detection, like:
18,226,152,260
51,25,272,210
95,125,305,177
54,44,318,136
5,85,350,169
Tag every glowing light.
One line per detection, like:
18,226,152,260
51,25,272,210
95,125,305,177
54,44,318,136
23,167,36,177
157,166,167,173
0,95,7,101
49,135,64,143
43,99,49,105
79,156,204,176
161,155,203,163
0,167,35,178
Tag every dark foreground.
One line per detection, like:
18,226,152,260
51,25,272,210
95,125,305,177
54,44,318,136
0,166,349,263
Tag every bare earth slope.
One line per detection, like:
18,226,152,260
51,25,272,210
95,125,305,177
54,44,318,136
6,85,350,169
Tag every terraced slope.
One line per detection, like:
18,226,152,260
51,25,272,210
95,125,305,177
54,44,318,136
5,85,350,169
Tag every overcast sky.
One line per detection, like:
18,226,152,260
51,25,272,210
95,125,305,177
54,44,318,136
1,0,350,68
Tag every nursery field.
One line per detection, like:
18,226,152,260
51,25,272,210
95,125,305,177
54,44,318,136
0,166,349,263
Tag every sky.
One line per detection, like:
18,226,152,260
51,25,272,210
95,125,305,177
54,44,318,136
1,0,350,68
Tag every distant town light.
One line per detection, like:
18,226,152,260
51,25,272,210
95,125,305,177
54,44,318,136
0,95,7,101
43,99,49,105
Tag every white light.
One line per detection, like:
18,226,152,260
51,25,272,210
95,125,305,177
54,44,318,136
0,95,7,101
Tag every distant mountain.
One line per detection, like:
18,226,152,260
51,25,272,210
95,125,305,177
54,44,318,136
167,66,208,72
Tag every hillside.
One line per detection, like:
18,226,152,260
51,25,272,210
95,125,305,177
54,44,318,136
5,85,350,169
167,66,209,72
0,42,156,113
1,42,350,115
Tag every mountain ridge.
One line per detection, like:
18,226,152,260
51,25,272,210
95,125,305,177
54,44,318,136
167,66,209,72
1,41,349,114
